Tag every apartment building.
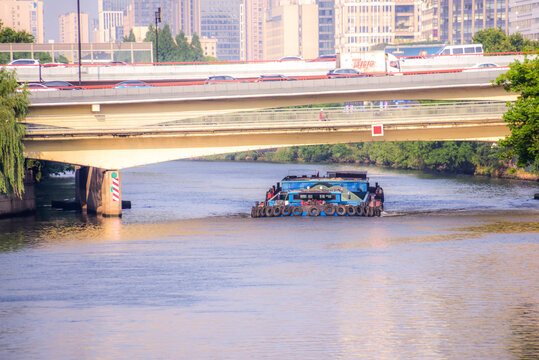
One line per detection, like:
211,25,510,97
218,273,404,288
264,0,319,60
509,0,538,41
59,12,89,43
0,0,44,42
334,0,394,53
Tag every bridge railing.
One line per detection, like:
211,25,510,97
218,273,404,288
24,101,509,135
151,101,509,129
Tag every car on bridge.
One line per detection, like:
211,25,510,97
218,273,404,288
114,80,154,88
463,63,501,72
311,54,336,62
17,83,59,93
7,59,40,66
42,80,82,90
204,75,237,84
327,68,367,79
256,74,293,82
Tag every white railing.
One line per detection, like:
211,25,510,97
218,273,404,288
24,101,509,135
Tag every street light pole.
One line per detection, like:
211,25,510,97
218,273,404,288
155,7,161,63
77,0,82,85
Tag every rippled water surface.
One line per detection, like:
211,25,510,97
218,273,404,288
1,161,538,359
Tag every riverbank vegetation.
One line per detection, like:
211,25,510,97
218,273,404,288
204,141,538,180
495,53,539,174
0,67,28,196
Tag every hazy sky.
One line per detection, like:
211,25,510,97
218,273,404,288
43,0,98,42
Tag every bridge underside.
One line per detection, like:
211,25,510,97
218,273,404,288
24,119,509,169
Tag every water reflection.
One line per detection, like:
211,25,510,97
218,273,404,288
0,161,538,359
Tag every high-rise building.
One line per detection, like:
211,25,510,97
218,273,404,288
509,0,539,41
394,0,421,43
128,0,180,35
264,0,319,60
179,0,200,36
98,0,129,42
317,0,335,55
420,0,439,42
59,12,89,43
334,0,394,53
437,0,509,44
199,0,243,61
245,0,267,61
0,0,44,42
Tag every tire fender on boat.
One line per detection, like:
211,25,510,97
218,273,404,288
282,206,292,216
345,205,356,216
273,206,282,217
265,206,274,217
336,205,346,216
292,206,303,216
324,204,336,216
309,206,320,216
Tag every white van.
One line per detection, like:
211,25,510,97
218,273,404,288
437,44,483,55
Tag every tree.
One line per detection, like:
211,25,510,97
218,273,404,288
0,68,29,196
175,30,192,61
124,29,136,42
0,21,35,64
0,20,34,43
496,55,539,171
190,33,205,62
158,24,179,62
472,28,539,53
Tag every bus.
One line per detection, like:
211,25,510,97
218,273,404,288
437,44,484,55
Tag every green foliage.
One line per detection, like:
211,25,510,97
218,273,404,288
0,68,28,196
143,24,212,63
472,29,539,53
495,55,539,171
0,21,36,64
123,29,136,42
211,141,516,177
26,160,74,182
35,52,52,63
0,20,34,43
55,55,69,64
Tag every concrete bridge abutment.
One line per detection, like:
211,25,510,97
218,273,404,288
75,166,122,217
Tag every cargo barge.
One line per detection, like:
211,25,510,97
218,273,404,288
251,170,384,217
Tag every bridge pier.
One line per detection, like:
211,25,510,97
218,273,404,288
75,166,122,217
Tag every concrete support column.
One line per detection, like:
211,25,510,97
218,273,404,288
76,166,122,217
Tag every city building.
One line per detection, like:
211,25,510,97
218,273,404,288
179,0,200,37
128,0,180,36
245,0,267,61
264,0,319,60
199,0,243,61
188,35,217,57
0,0,44,42
98,0,129,42
509,0,539,41
59,12,89,44
394,0,421,43
420,0,439,42
334,0,394,53
317,0,335,55
436,0,509,44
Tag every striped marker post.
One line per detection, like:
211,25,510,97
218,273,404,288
111,172,120,202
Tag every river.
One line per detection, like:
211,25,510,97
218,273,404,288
1,160,538,359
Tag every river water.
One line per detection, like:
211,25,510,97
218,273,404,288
1,160,538,359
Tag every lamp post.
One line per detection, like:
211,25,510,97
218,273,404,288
155,7,161,63
76,0,82,85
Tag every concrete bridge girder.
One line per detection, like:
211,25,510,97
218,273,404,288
24,119,510,169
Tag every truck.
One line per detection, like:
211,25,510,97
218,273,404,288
336,51,401,75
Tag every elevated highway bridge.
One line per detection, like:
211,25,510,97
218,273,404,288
22,69,515,216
